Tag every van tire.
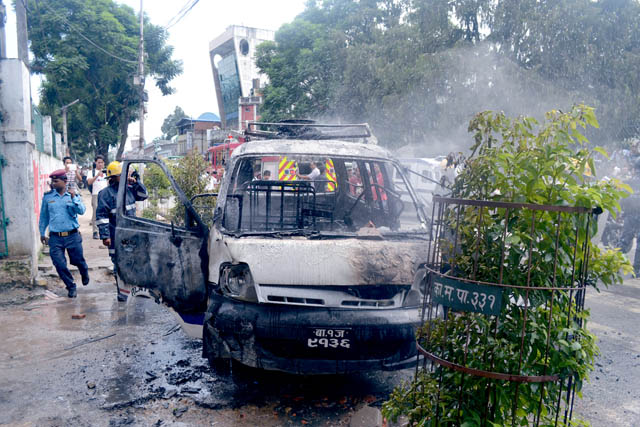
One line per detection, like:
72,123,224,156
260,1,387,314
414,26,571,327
207,355,231,374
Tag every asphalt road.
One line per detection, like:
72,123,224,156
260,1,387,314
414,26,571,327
0,284,409,426
573,278,640,426
0,277,638,426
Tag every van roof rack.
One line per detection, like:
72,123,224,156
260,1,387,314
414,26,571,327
245,120,373,141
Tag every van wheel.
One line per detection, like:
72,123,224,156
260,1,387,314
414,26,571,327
207,355,231,374
203,313,231,374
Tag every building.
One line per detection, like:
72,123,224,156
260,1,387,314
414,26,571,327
154,140,179,159
175,112,221,155
209,25,274,129
238,94,263,132
142,140,178,158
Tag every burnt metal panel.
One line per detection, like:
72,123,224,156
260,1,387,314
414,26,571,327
115,160,209,313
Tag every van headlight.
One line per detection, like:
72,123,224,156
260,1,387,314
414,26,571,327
403,268,427,307
220,264,258,302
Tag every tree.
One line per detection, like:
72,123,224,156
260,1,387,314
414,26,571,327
160,106,188,140
169,149,215,227
489,0,640,143
257,0,640,152
382,105,632,425
27,0,182,159
255,20,343,121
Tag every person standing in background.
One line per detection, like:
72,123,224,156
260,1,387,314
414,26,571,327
86,155,108,239
297,161,321,189
63,156,82,193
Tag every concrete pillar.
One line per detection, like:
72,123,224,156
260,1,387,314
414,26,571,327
43,116,53,155
0,58,38,284
55,133,62,158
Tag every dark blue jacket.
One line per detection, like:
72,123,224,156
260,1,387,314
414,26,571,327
96,179,148,244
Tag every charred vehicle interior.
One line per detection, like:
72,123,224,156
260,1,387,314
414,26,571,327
222,156,425,235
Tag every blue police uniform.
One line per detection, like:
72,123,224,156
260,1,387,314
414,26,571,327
96,179,148,263
39,189,90,295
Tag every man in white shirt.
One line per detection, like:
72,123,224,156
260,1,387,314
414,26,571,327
298,161,321,189
86,155,109,239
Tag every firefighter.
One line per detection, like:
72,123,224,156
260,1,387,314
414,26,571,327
96,161,148,301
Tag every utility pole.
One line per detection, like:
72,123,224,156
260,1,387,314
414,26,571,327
15,0,28,66
61,99,80,156
0,1,7,59
137,0,145,155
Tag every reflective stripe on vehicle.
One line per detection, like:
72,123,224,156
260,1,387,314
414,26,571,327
279,157,298,181
325,159,336,191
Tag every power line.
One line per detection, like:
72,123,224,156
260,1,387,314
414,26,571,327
165,0,200,29
164,0,198,29
164,0,195,28
37,0,138,65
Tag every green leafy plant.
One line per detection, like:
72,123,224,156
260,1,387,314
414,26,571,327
383,104,632,426
144,162,172,200
169,149,216,227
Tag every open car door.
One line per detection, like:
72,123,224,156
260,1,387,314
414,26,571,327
114,160,213,314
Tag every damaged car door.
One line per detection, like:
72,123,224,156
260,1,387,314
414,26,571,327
114,160,210,315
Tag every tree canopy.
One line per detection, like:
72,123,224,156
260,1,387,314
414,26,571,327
160,106,188,140
26,0,183,160
256,0,640,154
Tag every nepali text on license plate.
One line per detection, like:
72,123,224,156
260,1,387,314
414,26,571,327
306,328,351,349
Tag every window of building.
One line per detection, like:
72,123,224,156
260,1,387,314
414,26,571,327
239,39,249,56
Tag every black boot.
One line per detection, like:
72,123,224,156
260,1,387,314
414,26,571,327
81,271,90,286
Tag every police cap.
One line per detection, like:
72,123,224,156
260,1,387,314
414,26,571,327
49,169,68,180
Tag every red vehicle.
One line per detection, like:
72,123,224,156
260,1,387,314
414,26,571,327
207,137,243,176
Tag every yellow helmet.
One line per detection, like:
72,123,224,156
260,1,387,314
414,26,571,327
106,161,122,177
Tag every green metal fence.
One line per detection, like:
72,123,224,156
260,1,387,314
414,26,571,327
0,155,9,258
32,106,44,153
52,127,57,157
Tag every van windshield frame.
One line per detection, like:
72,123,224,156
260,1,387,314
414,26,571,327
220,155,427,236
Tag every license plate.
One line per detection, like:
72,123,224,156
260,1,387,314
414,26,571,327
306,328,352,349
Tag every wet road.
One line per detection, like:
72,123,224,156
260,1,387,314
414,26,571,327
0,284,410,426
573,278,640,426
1,278,638,426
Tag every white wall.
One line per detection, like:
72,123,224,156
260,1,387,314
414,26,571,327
0,58,37,262
0,59,62,284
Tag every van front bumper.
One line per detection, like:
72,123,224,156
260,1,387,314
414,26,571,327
203,293,420,374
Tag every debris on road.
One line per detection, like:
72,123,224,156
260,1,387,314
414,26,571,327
172,406,188,418
163,325,180,336
71,313,86,319
63,333,116,350
180,385,201,394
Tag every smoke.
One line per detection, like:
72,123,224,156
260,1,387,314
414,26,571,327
347,42,595,159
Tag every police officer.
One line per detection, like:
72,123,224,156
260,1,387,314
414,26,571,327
39,169,90,298
96,161,148,301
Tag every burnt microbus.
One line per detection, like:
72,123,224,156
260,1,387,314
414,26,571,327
114,122,430,374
